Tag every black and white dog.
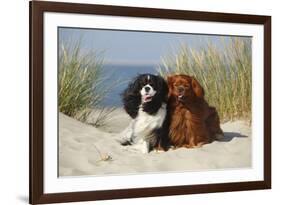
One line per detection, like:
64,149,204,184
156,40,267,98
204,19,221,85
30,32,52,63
118,74,169,153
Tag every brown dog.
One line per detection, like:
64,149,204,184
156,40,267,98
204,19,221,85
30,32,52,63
167,74,223,148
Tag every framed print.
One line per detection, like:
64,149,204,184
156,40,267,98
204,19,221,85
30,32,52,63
29,0,271,204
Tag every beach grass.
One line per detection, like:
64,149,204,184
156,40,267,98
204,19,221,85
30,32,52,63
58,41,115,126
157,38,252,121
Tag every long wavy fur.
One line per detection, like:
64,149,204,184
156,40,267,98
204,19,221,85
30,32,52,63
122,74,170,150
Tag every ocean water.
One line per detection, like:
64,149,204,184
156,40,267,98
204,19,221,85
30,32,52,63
100,64,158,107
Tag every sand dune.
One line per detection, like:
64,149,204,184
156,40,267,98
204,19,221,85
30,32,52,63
59,109,251,176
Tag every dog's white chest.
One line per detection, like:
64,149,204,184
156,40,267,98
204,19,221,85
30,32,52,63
134,103,167,135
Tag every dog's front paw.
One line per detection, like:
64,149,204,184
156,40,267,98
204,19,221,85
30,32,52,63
140,147,149,154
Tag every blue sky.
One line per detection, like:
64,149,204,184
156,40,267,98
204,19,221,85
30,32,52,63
58,27,250,66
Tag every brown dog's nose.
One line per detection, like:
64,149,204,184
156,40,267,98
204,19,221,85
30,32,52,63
178,86,184,93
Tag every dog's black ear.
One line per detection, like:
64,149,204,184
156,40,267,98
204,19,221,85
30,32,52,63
157,76,168,101
122,76,141,119
130,76,142,95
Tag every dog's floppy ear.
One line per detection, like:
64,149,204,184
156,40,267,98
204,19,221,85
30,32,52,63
157,75,168,99
126,75,141,95
122,75,141,119
191,77,204,98
166,75,174,98
166,75,174,85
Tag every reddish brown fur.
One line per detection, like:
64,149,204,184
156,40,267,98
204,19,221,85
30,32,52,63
167,74,223,148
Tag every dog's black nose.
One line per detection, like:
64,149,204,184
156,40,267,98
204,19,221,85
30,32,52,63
145,86,150,92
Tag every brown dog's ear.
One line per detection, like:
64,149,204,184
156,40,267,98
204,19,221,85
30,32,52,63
166,75,174,84
191,77,204,98
166,76,174,98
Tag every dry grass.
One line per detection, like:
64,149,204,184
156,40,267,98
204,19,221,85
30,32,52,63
58,41,116,126
157,37,252,121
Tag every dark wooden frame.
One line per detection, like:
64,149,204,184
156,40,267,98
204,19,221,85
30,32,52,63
29,0,271,204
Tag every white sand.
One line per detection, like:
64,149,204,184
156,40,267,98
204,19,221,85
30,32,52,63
59,109,251,176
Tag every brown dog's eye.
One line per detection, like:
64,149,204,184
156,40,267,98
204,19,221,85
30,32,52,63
184,84,190,89
173,83,188,88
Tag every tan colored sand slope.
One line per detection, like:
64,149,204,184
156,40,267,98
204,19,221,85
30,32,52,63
59,110,251,176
